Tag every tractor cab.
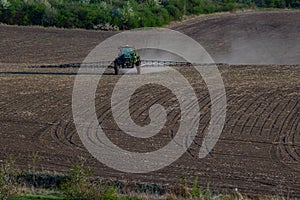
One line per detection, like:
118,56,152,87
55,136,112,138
118,46,134,57
114,46,141,75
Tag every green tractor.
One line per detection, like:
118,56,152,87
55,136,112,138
114,46,141,75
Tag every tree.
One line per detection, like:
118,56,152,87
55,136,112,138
42,7,57,26
0,0,10,9
165,4,182,20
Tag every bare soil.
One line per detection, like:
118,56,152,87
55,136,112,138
0,11,299,197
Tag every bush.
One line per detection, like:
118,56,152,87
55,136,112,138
59,158,119,200
0,0,299,30
60,163,99,199
0,158,20,199
165,5,182,21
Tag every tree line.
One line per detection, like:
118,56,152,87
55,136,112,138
0,0,299,30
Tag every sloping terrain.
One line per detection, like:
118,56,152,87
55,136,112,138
0,11,299,197
1,11,300,66
173,11,300,64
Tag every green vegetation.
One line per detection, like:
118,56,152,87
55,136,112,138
0,157,299,200
0,157,20,199
0,157,143,200
0,0,299,30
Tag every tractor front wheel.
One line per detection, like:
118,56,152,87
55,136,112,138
114,63,119,75
136,60,141,74
136,65,141,74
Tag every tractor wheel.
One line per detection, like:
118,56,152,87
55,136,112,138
136,60,141,74
114,63,119,75
136,65,141,75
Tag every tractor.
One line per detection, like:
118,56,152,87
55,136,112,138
113,46,141,75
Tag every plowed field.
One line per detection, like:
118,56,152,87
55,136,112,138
0,11,299,197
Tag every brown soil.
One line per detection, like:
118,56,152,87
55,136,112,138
0,11,299,197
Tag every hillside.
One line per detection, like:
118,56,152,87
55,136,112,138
0,0,299,30
1,11,299,65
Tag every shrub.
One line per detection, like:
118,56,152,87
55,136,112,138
59,158,118,200
0,0,299,29
0,157,20,199
60,164,97,199
165,5,182,21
